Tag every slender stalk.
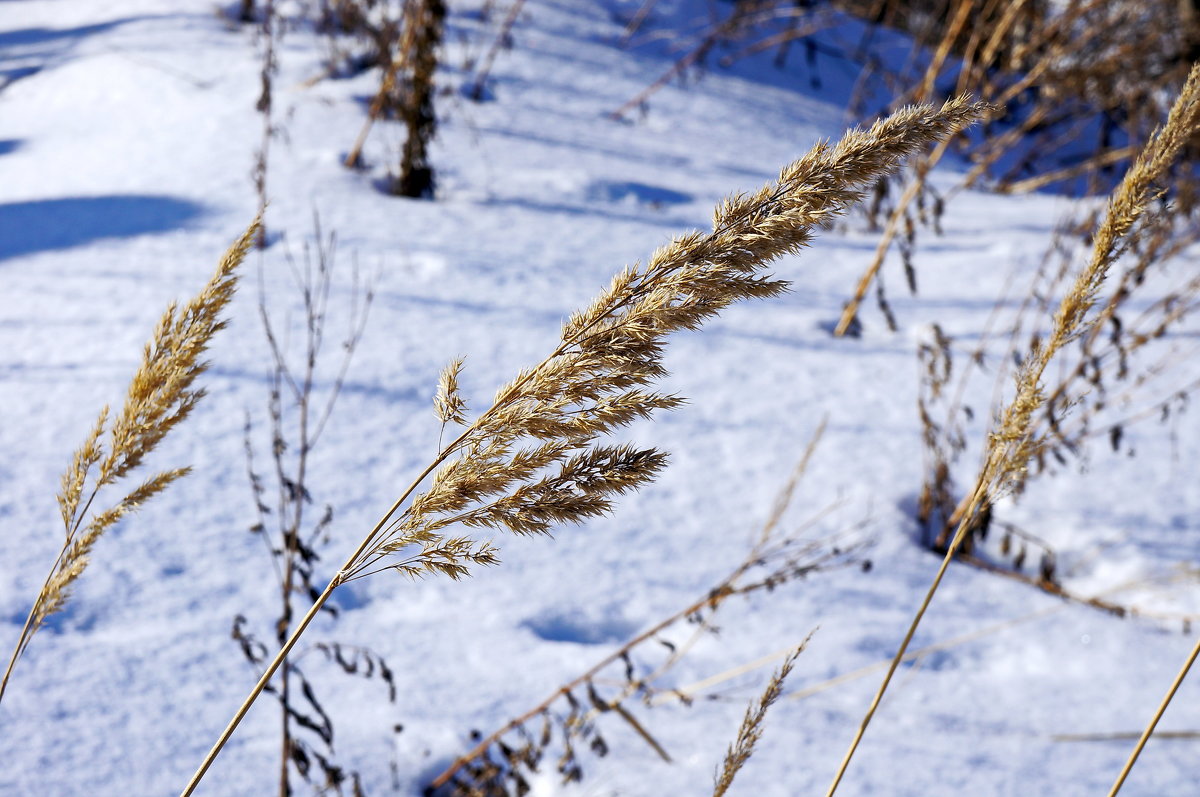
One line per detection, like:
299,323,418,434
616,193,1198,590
181,452,454,796
824,483,987,797
0,539,71,702
1107,635,1200,797
182,578,336,797
833,135,952,337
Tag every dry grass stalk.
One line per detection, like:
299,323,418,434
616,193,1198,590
824,64,1200,797
236,218,379,797
1107,634,1200,795
179,98,987,797
609,1,818,121
394,0,445,197
252,1,278,247
428,422,868,795
917,172,1200,586
712,640,808,797
463,0,527,101
0,218,261,705
344,13,404,170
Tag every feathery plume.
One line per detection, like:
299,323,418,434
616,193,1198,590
825,65,1200,797
181,98,988,796
0,218,261,705
713,640,809,797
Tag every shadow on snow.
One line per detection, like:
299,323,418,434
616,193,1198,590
0,195,205,261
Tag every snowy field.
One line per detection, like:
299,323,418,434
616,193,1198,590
2,1,1199,795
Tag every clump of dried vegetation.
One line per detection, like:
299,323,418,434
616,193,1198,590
0,219,261,705
826,62,1200,797
330,0,446,197
600,1,1200,636
176,97,987,796
233,218,393,796
602,0,1200,336
426,422,869,796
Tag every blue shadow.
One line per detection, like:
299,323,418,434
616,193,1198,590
0,195,205,261
1,18,164,92
586,179,693,207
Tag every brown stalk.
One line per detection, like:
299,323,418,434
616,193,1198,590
181,99,986,795
824,63,1200,797
1107,636,1200,796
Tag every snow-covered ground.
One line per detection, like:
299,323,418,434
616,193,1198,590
2,1,1199,795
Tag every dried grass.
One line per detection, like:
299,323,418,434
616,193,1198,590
1108,635,1200,795
824,63,1200,797
0,218,261,705
179,97,988,796
427,420,867,795
712,640,808,797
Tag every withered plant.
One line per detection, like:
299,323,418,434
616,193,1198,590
341,0,445,197
462,0,527,102
825,63,1200,797
392,0,445,197
253,0,279,247
178,97,987,796
711,642,807,797
426,423,868,796
0,220,261,705
343,10,404,169
234,218,389,797
610,0,819,121
831,0,1200,333
610,1,1200,334
914,152,1200,604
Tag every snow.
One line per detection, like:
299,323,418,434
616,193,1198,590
2,1,1199,795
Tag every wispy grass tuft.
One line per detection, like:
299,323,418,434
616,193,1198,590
0,218,262,705
180,97,988,796
713,639,809,797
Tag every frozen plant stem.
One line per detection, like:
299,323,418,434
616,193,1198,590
824,63,1200,797
179,97,986,795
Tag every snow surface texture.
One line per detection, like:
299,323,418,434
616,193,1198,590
2,1,1199,795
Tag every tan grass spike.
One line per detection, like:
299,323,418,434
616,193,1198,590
0,218,261,705
180,98,987,796
824,63,1200,797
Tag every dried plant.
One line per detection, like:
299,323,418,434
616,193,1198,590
426,422,869,795
917,189,1200,598
712,641,807,797
340,0,445,197
344,11,404,169
178,97,988,796
392,0,445,197
235,218,385,797
824,63,1200,797
463,0,527,102
252,0,279,247
610,1,1200,334
842,0,1200,333
610,0,800,121
1107,634,1200,796
0,219,261,705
